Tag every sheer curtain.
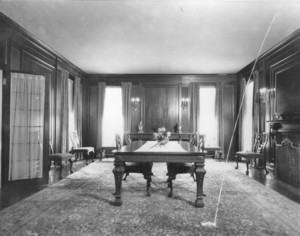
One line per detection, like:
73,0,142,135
241,80,254,151
9,73,45,180
199,86,218,146
102,87,123,146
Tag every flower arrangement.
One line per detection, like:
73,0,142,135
153,127,171,142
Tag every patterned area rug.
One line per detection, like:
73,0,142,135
0,159,299,236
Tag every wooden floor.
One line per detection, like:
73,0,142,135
0,158,299,211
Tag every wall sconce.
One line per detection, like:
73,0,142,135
259,88,268,103
181,98,189,110
131,97,140,111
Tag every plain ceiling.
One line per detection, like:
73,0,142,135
1,0,300,74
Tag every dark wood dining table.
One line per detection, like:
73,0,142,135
112,140,206,208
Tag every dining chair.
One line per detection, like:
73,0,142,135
48,143,74,178
70,130,95,165
115,134,153,196
235,132,269,175
166,133,204,197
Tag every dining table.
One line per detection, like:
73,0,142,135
112,140,206,208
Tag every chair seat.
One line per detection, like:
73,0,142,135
236,151,263,159
49,153,73,162
72,147,94,153
167,162,194,175
48,153,74,176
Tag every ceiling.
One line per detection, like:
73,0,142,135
1,0,300,74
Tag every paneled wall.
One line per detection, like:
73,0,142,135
0,14,86,186
237,29,300,188
83,74,237,159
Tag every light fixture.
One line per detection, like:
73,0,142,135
181,97,189,110
259,88,268,103
131,97,140,111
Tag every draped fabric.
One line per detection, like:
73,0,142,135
252,70,260,135
121,82,132,143
9,73,45,180
61,69,70,153
188,83,200,133
96,82,106,149
238,77,247,150
74,77,83,146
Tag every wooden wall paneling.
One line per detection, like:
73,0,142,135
143,84,179,133
9,44,21,71
0,40,8,66
131,84,141,132
221,83,236,160
82,86,98,149
0,69,2,188
181,86,189,133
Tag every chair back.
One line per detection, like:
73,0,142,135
198,134,206,152
115,134,122,150
124,133,132,145
255,132,268,154
189,133,197,146
70,130,80,148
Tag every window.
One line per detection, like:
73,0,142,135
68,78,75,150
199,86,218,146
102,87,123,146
241,81,254,151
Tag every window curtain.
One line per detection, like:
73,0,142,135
9,73,45,180
96,82,106,149
188,82,200,133
252,70,260,134
74,76,83,146
238,77,247,149
121,82,132,143
61,69,69,153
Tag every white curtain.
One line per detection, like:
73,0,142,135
9,73,45,181
0,70,2,188
241,80,254,151
199,86,218,146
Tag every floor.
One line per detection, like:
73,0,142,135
0,158,299,211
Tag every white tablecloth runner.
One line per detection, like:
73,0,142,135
134,141,187,152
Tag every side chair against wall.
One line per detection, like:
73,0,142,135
166,133,204,197
235,132,269,175
115,134,153,196
48,143,74,179
70,130,95,165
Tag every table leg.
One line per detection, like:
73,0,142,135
194,159,206,208
112,159,125,206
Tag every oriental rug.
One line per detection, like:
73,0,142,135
0,159,299,236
